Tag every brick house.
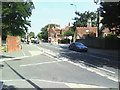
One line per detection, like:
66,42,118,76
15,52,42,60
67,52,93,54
75,27,97,39
48,27,62,43
47,25,72,43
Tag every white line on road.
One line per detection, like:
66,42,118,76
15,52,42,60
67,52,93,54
35,45,118,82
20,60,65,67
1,79,107,88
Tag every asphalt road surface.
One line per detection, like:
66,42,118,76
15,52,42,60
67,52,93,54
0,43,119,89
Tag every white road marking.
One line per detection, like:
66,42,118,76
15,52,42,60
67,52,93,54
20,60,65,67
34,45,118,82
75,59,115,74
1,79,107,88
29,51,43,56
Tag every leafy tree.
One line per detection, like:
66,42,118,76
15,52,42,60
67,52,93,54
29,31,35,38
37,33,42,40
100,2,120,35
62,27,74,37
73,11,97,27
2,1,34,38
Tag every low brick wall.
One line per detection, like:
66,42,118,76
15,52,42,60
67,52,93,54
77,38,120,49
7,35,21,52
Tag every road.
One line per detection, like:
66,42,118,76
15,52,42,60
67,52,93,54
37,43,119,79
0,43,119,89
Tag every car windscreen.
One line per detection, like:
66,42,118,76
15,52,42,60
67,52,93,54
75,43,84,46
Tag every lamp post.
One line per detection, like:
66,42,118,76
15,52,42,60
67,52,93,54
70,3,77,42
70,4,77,12
94,0,100,37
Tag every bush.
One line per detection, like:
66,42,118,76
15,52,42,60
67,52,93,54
105,33,118,39
59,39,70,44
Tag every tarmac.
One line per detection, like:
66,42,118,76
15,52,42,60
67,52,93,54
0,43,119,89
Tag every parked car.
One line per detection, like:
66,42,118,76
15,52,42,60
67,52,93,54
69,42,88,52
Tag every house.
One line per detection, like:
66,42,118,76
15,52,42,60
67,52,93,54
47,24,72,43
102,28,111,37
48,27,62,43
75,27,97,39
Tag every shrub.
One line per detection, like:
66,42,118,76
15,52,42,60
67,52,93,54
60,39,70,44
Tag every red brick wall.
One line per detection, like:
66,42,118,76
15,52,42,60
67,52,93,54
7,36,21,52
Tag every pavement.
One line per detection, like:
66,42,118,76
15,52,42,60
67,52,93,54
0,43,42,62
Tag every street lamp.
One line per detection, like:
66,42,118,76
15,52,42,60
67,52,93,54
70,4,77,12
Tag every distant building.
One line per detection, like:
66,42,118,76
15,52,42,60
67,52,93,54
47,24,72,43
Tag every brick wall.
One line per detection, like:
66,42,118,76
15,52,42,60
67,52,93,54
7,36,21,52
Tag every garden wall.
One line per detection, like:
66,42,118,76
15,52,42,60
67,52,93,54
7,35,21,52
77,38,120,49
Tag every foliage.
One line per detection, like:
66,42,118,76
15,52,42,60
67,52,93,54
2,1,35,37
105,33,119,39
100,2,120,34
73,11,97,27
29,31,35,38
59,39,70,44
37,33,42,40
62,30,74,36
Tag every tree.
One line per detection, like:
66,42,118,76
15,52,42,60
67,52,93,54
29,31,35,38
62,27,74,37
100,2,120,35
2,1,35,39
73,11,97,27
40,24,60,40
37,33,42,40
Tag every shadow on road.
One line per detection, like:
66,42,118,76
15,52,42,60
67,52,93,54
2,84,16,90
59,46,120,70
1,56,14,59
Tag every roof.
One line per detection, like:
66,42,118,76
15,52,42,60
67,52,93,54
76,27,97,37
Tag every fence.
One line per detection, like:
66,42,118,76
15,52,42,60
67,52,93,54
7,35,21,52
77,38,120,49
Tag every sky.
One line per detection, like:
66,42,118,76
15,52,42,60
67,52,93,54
28,0,100,35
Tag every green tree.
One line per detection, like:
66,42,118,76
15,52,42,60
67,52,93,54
2,1,34,38
37,33,42,40
73,11,97,27
29,31,35,38
100,2,120,35
62,27,74,36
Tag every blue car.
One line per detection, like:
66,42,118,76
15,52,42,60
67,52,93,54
69,42,88,52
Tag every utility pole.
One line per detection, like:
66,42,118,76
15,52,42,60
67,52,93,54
94,0,101,37
70,3,77,42
0,1,2,52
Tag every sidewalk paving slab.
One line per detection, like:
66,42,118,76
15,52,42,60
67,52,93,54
0,43,41,61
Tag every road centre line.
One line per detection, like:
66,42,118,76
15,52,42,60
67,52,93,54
20,60,65,67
